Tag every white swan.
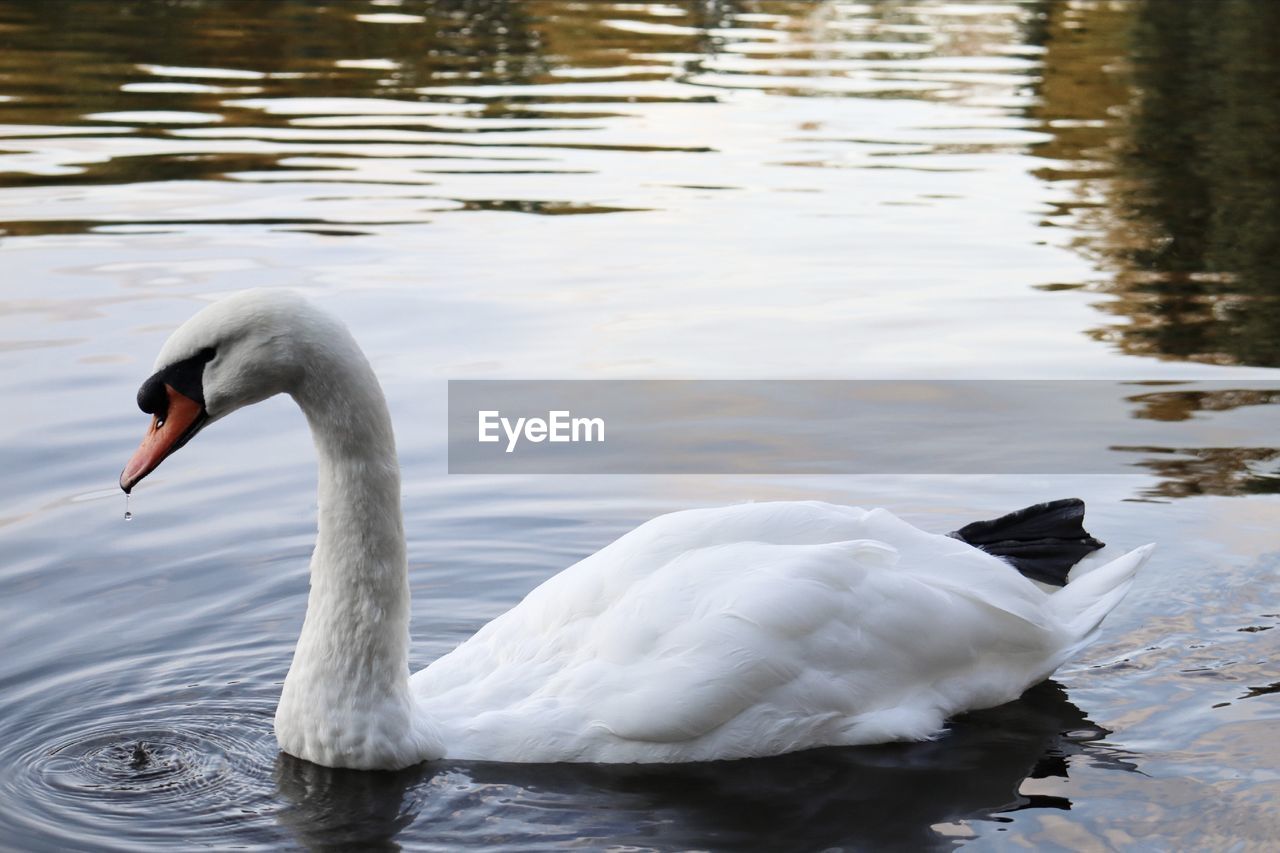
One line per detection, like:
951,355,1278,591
120,289,1153,770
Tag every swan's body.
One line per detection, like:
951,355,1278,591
121,290,1153,770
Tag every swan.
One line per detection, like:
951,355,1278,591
119,289,1153,770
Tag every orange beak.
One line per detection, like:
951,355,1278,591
120,384,207,493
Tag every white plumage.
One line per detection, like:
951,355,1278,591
414,501,1151,763
121,290,1153,770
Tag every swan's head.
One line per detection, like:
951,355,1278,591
120,289,314,493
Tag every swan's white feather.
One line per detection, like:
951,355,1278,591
411,501,1148,762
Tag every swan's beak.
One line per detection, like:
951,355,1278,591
120,385,208,493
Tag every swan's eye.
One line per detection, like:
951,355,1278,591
156,418,165,428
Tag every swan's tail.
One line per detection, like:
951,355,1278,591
1047,543,1154,648
950,497,1105,587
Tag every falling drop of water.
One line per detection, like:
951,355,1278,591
124,493,133,522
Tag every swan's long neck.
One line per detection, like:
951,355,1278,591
274,322,440,769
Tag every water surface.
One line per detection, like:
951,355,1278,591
1,1,1277,850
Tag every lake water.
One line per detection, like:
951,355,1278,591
1,1,1277,850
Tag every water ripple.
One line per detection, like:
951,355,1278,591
3,697,280,850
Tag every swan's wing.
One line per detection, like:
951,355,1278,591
854,507,1056,631
414,502,1055,698
416,501,881,695
579,539,1057,750
414,504,1062,761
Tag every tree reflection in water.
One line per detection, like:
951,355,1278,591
1035,0,1280,367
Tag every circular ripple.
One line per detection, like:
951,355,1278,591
2,698,283,848
42,722,248,800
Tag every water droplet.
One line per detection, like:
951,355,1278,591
124,493,133,522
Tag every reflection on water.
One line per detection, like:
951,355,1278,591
1034,0,1280,366
1119,446,1280,500
0,1,1274,371
275,757,424,852
1,1,1279,850
1117,386,1280,498
273,682,1124,852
